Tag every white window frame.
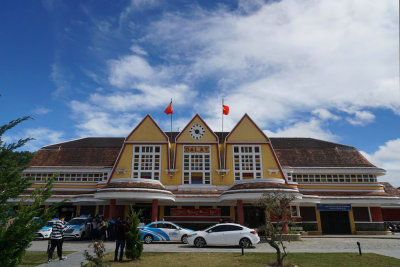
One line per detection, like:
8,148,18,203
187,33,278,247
182,145,212,185
232,145,263,181
131,145,161,181
290,206,301,218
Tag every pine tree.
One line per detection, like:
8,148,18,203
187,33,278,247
125,207,143,260
0,117,62,267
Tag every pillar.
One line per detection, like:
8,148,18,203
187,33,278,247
159,205,164,221
237,200,244,225
95,205,99,216
315,208,322,233
124,205,130,219
230,206,235,222
152,199,158,222
76,205,81,217
109,199,116,219
282,213,289,234
348,209,356,234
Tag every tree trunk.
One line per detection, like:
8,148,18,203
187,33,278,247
268,241,283,267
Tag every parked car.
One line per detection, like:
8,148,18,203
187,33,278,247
63,216,91,240
186,223,260,248
138,221,194,244
35,219,59,239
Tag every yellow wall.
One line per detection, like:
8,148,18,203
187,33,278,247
110,115,169,181
176,116,218,143
226,115,267,142
126,115,167,142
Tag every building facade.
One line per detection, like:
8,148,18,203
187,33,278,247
24,114,400,234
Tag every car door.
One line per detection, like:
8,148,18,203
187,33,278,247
162,223,180,241
222,225,243,245
205,225,226,245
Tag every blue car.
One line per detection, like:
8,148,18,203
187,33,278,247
138,221,194,244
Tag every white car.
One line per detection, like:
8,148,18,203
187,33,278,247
35,219,59,239
187,223,260,248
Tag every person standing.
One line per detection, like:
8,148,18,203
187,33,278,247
48,214,67,262
114,217,129,262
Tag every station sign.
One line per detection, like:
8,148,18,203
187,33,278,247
171,208,221,217
184,146,210,153
317,204,351,211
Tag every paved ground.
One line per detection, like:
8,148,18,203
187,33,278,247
31,235,400,267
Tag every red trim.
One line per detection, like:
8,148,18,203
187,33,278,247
107,143,126,184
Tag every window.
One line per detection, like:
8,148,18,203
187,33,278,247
208,225,228,232
233,145,262,181
132,145,161,180
225,225,243,231
291,206,300,217
182,145,211,185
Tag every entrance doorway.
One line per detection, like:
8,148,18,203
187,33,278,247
320,211,351,234
244,206,265,228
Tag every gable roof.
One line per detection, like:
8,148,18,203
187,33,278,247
175,114,218,143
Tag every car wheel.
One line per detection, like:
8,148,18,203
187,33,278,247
194,237,206,248
144,235,153,244
181,235,188,244
79,232,85,241
239,238,252,248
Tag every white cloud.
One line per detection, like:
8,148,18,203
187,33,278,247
264,118,337,141
312,109,340,121
346,110,376,126
361,139,400,187
32,107,52,115
141,0,399,128
69,100,142,137
4,128,65,151
108,55,154,87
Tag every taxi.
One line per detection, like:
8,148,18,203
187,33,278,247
138,221,194,244
35,219,59,239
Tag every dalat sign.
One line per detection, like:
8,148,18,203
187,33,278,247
184,146,210,153
171,208,221,217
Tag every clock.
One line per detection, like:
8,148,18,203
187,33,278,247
189,124,205,139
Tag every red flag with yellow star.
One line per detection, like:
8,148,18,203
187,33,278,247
222,104,229,115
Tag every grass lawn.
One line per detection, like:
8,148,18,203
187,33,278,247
93,252,400,267
19,251,75,267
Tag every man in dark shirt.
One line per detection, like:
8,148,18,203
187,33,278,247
114,217,129,262
48,214,67,262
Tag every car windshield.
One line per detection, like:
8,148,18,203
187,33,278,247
67,219,86,225
46,222,54,227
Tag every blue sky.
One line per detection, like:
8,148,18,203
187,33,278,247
1,0,399,185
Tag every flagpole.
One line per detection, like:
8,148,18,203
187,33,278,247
170,98,173,170
222,98,224,169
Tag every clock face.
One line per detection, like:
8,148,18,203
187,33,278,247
189,124,205,139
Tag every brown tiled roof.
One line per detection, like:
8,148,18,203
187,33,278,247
301,191,393,197
380,182,400,197
30,147,121,167
228,182,292,191
103,182,167,191
31,137,375,168
272,138,374,168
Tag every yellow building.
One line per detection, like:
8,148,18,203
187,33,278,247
24,114,400,234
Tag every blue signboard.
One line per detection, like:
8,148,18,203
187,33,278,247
317,204,351,211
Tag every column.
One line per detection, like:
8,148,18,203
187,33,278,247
237,200,244,225
152,199,158,222
230,206,235,222
348,209,356,234
95,205,99,216
76,205,81,217
282,213,289,234
159,206,164,221
315,208,322,233
109,199,116,219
